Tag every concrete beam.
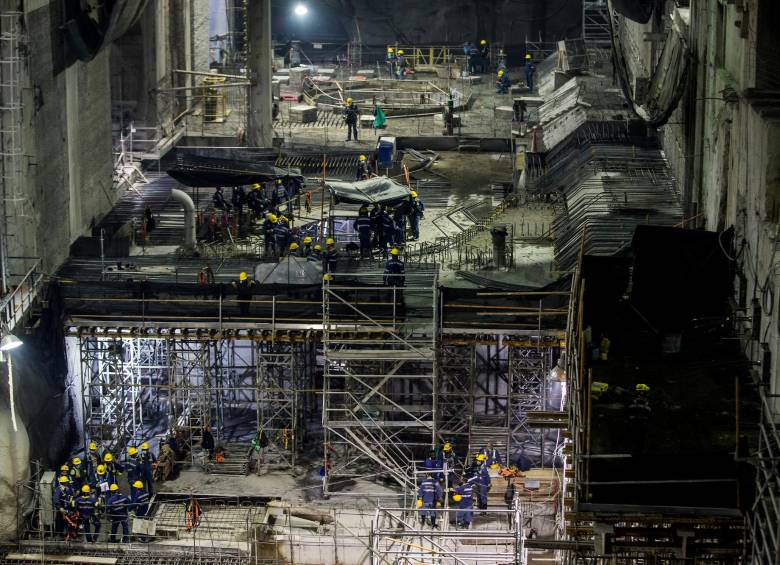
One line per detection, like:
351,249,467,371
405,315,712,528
247,0,273,147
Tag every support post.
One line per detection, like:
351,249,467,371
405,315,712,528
247,0,273,147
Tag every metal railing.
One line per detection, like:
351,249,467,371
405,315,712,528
0,259,42,333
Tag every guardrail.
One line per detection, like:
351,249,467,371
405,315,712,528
0,260,43,333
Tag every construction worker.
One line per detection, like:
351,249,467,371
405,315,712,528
393,207,407,244
58,463,70,481
212,186,231,211
301,236,314,257
273,215,291,257
263,213,278,257
424,449,443,481
383,248,405,287
468,43,480,75
442,442,458,486
408,192,425,241
323,238,338,273
139,443,157,496
344,98,359,142
524,54,536,91
628,384,652,453
496,69,510,94
250,429,268,475
308,244,323,263
491,225,508,268
354,207,373,259
106,484,131,543
102,452,123,483
370,203,383,248
480,440,503,466
201,425,215,457
68,457,85,490
126,447,141,485
356,154,373,180
246,183,264,217
381,206,397,248
75,484,100,543
386,47,396,78
417,473,442,528
131,481,151,542
53,476,73,537
93,464,111,499
232,185,246,217
288,241,301,257
232,272,256,317
475,454,491,510
86,441,102,477
479,39,490,73
396,50,406,80
453,479,474,528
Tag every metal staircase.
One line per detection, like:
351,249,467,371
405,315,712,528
583,0,612,47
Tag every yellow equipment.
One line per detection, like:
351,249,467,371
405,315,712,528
390,248,400,256
109,484,119,492
443,442,452,452
498,70,504,77
72,457,81,465
326,238,335,246
96,465,106,475
416,499,423,508
591,381,609,399
88,442,97,451
323,274,333,282
128,447,138,457
452,494,462,502
397,50,404,55
490,463,500,470
239,272,248,281
132,481,144,489
141,442,149,451
290,242,299,251
314,244,322,251
476,453,486,462
346,97,353,105
480,39,487,45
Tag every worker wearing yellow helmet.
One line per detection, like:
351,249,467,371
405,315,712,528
453,477,474,528
386,47,397,77
288,241,301,257
356,154,373,180
323,238,338,274
396,50,406,80
496,67,510,94
106,482,131,542
131,480,151,524
68,457,84,489
53,474,74,534
525,52,536,91
345,95,359,141
384,247,405,288
74,483,101,541
137,442,157,496
273,212,292,259
479,440,502,467
409,189,425,241
233,269,257,318
479,40,489,73
323,273,334,282
308,243,323,264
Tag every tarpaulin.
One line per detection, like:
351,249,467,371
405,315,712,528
326,176,411,206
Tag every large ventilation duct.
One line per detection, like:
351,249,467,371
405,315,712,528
170,189,196,250
63,0,149,62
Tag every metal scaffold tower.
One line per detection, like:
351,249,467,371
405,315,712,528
74,330,310,468
438,341,476,441
322,273,438,494
583,0,612,47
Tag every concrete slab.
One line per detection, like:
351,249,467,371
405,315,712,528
495,106,515,121
289,67,312,88
289,105,318,123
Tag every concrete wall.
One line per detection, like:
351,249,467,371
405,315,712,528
618,0,780,399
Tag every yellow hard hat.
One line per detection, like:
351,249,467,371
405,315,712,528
81,485,91,494
252,183,261,189
411,191,418,198
490,463,500,470
387,47,394,53
303,236,313,244
72,457,81,466
279,215,289,223
323,274,333,281
314,244,322,251
636,383,650,392
89,442,97,451
476,453,486,462
276,179,283,185
416,498,423,508
452,494,462,502
103,453,113,462
397,49,404,55
443,442,452,452
498,70,504,77
109,484,119,492
128,447,138,456
58,476,70,484
326,238,335,246
141,442,149,451
269,214,278,223
359,155,367,161
290,242,299,250
97,465,106,475
480,39,487,45
132,480,144,489
239,272,248,281
60,464,69,472
346,97,353,105
390,248,400,256
525,53,532,60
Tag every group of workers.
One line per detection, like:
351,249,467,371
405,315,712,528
212,175,308,223
465,40,492,75
353,191,425,256
54,441,156,542
385,48,408,80
416,440,504,529
496,53,536,94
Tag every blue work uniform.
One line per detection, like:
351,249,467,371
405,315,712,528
417,478,442,526
106,492,131,543
409,198,425,240
354,215,373,258
52,484,73,535
131,489,151,542
496,73,511,93
356,161,373,180
477,464,491,509
394,210,406,244
383,257,405,287
525,60,536,91
386,51,397,77
454,483,474,527
381,212,396,247
139,450,157,495
126,456,141,484
396,55,406,80
323,247,338,273
68,463,85,490
262,219,276,255
468,47,480,74
75,494,100,542
308,250,323,263
424,455,443,482
273,222,291,255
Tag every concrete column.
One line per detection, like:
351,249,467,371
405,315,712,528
247,0,273,147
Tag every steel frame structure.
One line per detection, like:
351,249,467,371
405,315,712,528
75,331,310,468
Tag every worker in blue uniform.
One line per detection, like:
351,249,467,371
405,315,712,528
273,216,291,258
75,485,101,543
453,479,475,528
479,441,503,466
323,238,338,273
408,191,425,241
354,207,373,259
417,473,442,528
131,480,151,542
105,483,131,543
126,447,141,485
381,206,397,249
524,54,536,91
139,442,157,495
356,155,373,180
383,248,405,287
496,69,511,93
475,454,491,511
53,476,73,537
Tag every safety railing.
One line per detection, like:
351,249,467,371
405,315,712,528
0,259,42,333
388,46,453,67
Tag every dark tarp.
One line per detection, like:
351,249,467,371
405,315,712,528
326,177,411,206
167,154,303,187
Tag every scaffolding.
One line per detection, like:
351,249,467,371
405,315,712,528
74,331,312,469
583,1,612,47
322,272,438,494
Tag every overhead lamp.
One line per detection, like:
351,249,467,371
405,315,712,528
0,333,22,352
294,3,308,17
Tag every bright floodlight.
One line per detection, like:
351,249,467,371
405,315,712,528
0,333,22,351
294,3,308,16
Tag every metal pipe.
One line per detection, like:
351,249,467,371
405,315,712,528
170,188,196,249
